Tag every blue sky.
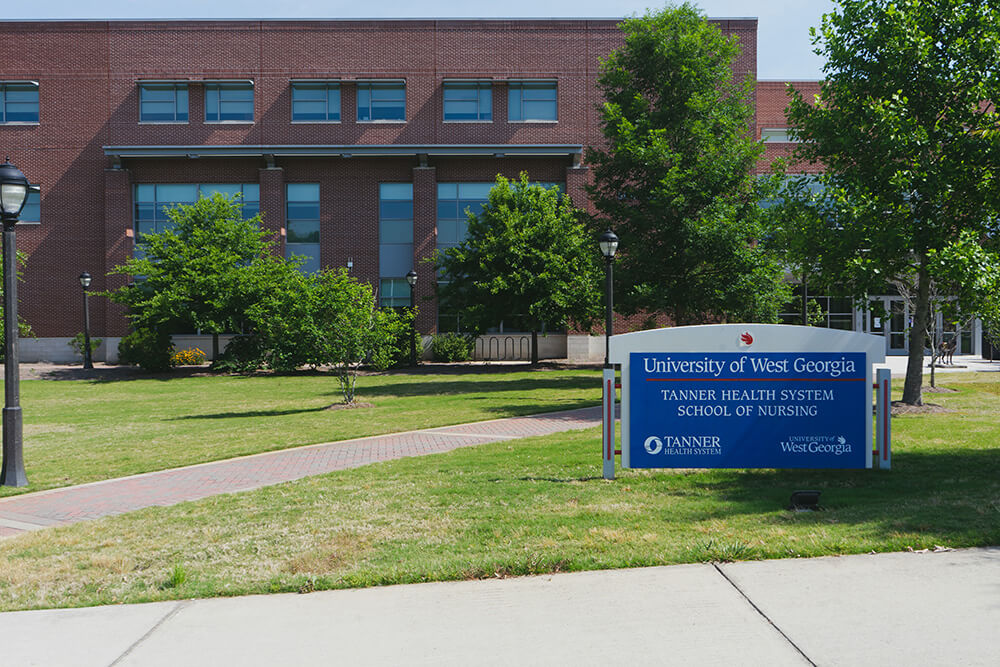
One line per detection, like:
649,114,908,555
6,1,835,79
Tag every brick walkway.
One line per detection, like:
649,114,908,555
0,406,602,539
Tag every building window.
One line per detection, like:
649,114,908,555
139,83,188,123
0,82,39,124
286,183,321,273
291,82,340,122
508,81,557,122
134,183,259,240
379,183,413,307
761,128,799,143
779,290,855,330
19,187,40,223
357,82,405,122
204,82,254,123
443,81,492,122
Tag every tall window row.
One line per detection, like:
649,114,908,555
379,184,414,307
286,184,321,273
134,184,259,240
130,80,557,125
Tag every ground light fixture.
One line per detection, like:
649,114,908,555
789,490,822,511
0,159,35,486
79,272,94,370
406,270,418,367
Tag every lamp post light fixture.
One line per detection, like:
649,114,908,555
0,159,35,487
79,272,94,370
405,270,418,367
598,230,619,481
598,230,619,368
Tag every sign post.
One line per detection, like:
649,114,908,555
608,324,887,471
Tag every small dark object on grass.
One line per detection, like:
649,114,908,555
789,490,821,511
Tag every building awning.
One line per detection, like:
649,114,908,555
104,144,584,160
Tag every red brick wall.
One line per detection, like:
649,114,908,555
0,18,755,338
756,80,823,175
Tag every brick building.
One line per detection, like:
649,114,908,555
0,18,763,362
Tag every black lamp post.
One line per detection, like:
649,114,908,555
406,270,418,367
598,230,619,368
0,159,34,487
79,272,93,369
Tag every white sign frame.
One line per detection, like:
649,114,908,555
609,324,887,469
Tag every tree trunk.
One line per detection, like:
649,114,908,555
531,330,539,366
901,258,931,405
212,332,220,362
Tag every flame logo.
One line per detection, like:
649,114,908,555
740,332,754,346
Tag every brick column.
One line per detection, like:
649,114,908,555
565,164,591,214
258,167,285,257
412,165,437,334
103,168,132,339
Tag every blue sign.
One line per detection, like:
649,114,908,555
628,352,869,469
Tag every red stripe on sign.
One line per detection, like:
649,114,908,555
606,378,613,459
883,380,890,461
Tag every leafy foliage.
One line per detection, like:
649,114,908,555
436,173,602,364
586,3,789,325
118,328,174,373
784,0,1000,403
431,333,474,362
67,332,102,359
108,193,272,348
242,265,407,402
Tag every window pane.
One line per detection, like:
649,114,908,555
523,100,556,121
380,183,412,200
243,184,259,202
437,183,457,199
200,184,241,198
287,244,320,273
19,191,40,221
380,219,413,243
457,183,493,199
135,184,155,202
157,184,197,203
287,183,320,201
380,244,413,276
379,200,413,220
287,201,320,220
287,221,320,243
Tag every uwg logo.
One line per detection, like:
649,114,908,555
780,435,852,455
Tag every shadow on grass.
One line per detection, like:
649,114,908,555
356,375,598,399
167,405,333,420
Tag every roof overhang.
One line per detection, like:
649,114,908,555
104,144,583,160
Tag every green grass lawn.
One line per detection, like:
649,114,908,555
1,368,600,497
1,373,997,611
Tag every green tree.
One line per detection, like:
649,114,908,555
108,193,272,359
435,173,602,365
785,0,1000,404
242,264,406,402
586,3,790,326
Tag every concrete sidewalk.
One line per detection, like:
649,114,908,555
0,406,602,539
877,354,1000,377
2,547,996,666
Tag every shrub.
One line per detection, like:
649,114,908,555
432,332,473,362
118,328,174,373
67,332,102,359
211,335,263,373
170,347,207,366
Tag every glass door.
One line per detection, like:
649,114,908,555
888,298,908,354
